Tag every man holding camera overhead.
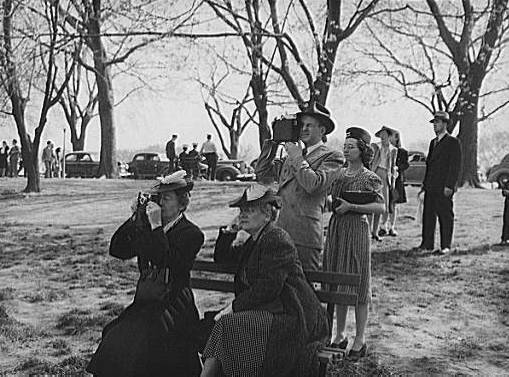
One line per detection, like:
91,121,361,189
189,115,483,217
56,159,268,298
255,103,343,271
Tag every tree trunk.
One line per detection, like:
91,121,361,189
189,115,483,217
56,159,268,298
87,0,117,178
229,129,239,159
250,76,270,148
314,0,341,106
457,92,481,187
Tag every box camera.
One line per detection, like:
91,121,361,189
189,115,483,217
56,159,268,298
137,192,161,208
272,114,300,143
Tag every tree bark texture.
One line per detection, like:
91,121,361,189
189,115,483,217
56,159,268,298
87,0,117,178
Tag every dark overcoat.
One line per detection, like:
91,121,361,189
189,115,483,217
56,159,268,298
86,214,204,377
214,223,329,377
422,134,462,193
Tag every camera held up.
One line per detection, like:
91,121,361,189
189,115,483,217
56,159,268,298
134,192,161,229
271,114,300,143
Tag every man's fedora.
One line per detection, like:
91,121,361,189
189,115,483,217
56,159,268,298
429,111,450,123
296,102,335,135
374,125,395,138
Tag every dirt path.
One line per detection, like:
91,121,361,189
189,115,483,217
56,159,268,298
1,177,508,375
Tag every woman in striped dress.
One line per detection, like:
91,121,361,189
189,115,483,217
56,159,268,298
323,127,385,361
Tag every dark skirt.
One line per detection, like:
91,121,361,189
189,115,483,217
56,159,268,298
87,301,201,377
392,176,407,204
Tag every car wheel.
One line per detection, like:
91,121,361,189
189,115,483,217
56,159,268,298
498,173,509,188
218,171,235,181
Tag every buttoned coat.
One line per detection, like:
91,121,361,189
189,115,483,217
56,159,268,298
371,142,398,187
422,133,462,193
255,140,343,249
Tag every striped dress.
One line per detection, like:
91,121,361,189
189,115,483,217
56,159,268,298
323,167,383,304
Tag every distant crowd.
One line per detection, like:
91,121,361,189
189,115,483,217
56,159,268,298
165,133,219,180
0,139,21,177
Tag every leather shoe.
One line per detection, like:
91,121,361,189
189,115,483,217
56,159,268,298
378,229,387,237
435,247,450,255
347,343,367,361
499,240,509,246
372,233,382,242
330,337,348,350
388,229,398,237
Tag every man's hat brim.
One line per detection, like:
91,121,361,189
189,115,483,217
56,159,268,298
296,112,335,135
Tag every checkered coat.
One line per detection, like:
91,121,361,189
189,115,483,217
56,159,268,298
214,223,330,377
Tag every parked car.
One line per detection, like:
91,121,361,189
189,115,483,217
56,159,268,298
214,159,256,181
64,151,100,178
487,153,509,188
404,150,426,186
128,152,169,179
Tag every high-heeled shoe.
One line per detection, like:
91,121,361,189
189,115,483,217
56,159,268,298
347,343,367,361
329,337,348,350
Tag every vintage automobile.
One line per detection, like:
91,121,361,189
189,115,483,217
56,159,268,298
128,152,169,179
487,153,509,188
404,150,427,186
64,151,100,178
215,159,256,181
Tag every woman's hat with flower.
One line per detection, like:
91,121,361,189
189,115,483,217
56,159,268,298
150,170,194,194
229,183,282,209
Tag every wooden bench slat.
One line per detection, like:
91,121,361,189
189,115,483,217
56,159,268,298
305,270,360,286
190,278,235,292
193,260,361,287
315,291,358,306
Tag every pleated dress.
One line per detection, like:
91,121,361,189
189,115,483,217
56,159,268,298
323,167,383,304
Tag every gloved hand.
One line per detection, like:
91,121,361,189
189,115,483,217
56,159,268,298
145,201,162,230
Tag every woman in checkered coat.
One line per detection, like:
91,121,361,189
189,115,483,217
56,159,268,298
201,184,329,377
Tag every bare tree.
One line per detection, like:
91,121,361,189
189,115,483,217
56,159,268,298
59,0,203,177
197,65,259,159
358,0,509,186
1,0,79,192
202,0,380,149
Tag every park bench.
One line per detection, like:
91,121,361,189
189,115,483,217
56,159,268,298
191,260,360,377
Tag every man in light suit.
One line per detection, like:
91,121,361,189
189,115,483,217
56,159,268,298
370,126,398,241
255,103,343,271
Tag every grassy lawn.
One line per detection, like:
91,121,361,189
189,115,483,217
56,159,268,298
0,177,508,376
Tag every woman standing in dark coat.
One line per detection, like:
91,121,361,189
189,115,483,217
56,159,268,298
201,184,329,377
388,130,409,236
87,171,205,377
0,141,9,177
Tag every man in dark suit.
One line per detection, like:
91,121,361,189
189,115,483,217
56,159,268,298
415,111,462,255
255,103,343,270
166,134,178,173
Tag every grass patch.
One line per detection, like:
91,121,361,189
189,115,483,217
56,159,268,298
14,354,89,375
0,304,40,343
0,287,15,301
55,308,113,335
329,353,396,376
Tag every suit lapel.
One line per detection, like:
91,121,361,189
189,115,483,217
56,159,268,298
428,134,449,162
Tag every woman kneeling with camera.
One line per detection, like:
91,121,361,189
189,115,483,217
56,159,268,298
201,183,329,377
87,171,204,377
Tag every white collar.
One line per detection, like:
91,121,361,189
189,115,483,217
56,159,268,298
163,213,183,233
306,141,324,155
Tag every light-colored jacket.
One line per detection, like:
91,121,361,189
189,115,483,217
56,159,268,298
255,141,343,249
371,142,398,187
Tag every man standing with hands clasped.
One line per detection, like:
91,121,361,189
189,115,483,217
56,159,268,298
255,103,343,271
414,111,462,255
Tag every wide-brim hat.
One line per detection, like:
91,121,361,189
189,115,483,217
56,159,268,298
229,183,282,209
374,126,395,138
429,111,450,123
150,170,193,194
296,102,335,135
